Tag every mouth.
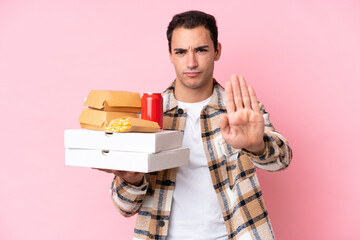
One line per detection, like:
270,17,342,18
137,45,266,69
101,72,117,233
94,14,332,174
184,71,201,78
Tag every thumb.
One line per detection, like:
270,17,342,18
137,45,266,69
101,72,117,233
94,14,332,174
220,114,229,134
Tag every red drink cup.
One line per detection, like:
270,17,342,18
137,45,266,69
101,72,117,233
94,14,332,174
141,93,163,129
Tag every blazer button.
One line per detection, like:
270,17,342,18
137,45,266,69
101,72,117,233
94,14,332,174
158,220,165,227
178,108,184,114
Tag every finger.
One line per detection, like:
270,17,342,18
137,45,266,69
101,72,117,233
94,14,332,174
239,76,250,108
225,81,235,113
231,74,243,110
248,85,260,112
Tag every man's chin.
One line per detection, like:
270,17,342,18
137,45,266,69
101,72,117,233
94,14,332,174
181,78,204,89
184,82,200,89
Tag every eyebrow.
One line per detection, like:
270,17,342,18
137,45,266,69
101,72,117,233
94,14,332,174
173,45,209,52
195,45,209,51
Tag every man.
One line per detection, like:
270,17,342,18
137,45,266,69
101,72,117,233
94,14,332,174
106,10,292,239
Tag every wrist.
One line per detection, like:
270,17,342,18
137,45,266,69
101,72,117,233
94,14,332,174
117,175,144,187
245,140,265,155
131,178,144,187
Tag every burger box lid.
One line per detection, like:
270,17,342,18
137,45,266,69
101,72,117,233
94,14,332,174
84,90,141,112
78,108,138,131
65,147,190,173
64,129,184,153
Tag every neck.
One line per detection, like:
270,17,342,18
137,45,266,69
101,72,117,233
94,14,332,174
174,79,214,103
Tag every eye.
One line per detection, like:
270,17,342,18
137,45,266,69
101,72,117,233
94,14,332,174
196,48,208,53
175,50,185,55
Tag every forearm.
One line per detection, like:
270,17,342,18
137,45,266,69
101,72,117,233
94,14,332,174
110,175,148,217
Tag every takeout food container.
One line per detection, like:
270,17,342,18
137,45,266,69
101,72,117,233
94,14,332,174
64,129,189,172
65,147,190,173
78,108,138,131
107,117,159,133
64,129,184,153
84,90,141,113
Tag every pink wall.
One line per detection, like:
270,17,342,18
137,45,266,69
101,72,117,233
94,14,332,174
1,0,359,239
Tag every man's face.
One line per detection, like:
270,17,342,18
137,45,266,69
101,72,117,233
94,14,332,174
169,26,221,91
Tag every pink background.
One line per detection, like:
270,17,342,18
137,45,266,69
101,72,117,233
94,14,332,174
1,0,359,239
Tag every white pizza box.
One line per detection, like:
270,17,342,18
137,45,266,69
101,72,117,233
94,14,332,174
65,147,190,173
64,129,183,153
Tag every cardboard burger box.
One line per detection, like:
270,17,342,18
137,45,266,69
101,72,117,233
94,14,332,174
79,90,141,131
84,90,141,112
78,108,138,131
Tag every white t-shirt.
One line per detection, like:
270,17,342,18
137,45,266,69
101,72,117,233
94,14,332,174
167,97,228,240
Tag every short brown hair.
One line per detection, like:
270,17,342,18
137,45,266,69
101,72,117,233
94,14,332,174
167,10,218,53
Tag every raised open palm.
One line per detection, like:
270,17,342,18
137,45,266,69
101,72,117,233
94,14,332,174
220,75,265,154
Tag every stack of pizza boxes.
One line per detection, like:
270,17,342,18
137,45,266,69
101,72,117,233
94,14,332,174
64,90,189,173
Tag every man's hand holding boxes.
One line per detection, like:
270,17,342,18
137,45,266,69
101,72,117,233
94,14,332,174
64,90,189,173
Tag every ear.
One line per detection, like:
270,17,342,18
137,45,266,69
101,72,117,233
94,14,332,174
214,42,222,61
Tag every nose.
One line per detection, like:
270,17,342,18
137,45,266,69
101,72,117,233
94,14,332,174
186,51,198,69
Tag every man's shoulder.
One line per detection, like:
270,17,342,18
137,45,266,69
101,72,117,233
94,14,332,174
206,81,226,109
161,80,176,96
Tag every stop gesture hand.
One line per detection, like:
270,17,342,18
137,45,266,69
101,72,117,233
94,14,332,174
220,75,265,154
